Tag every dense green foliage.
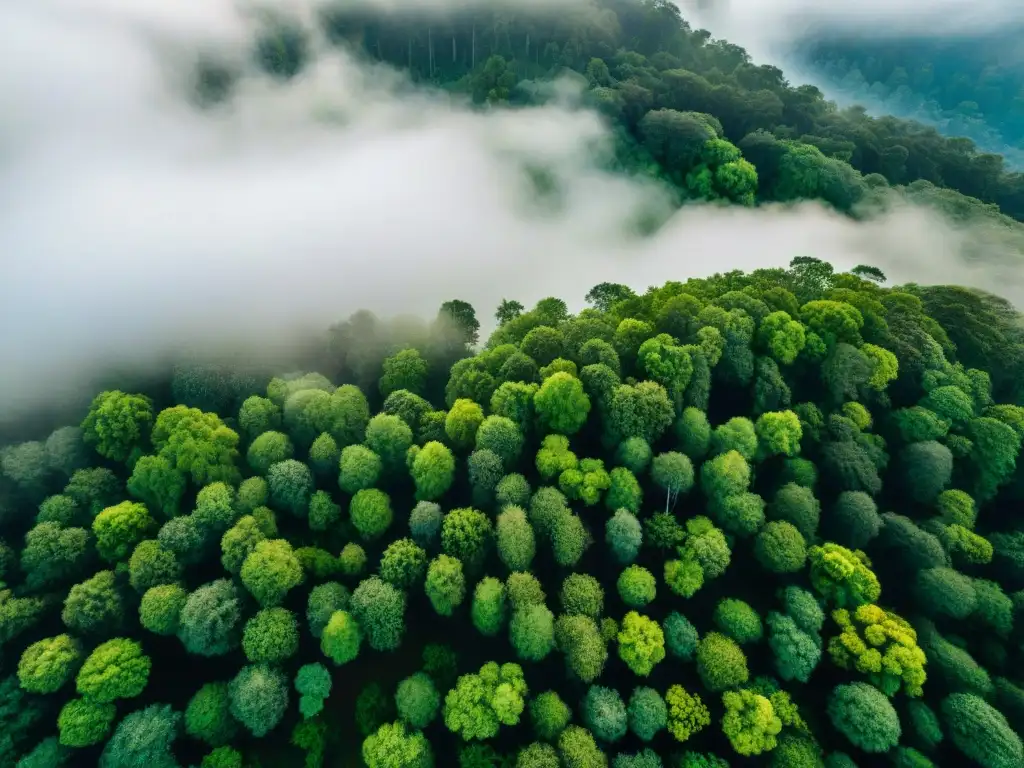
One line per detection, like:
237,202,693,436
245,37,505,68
792,33,1024,167
7,254,1024,766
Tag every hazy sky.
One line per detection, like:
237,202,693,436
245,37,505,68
1,0,1021,419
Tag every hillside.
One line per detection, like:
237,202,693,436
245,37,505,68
5,2,1024,768
5,260,1024,768
202,0,1024,227
788,31,1024,169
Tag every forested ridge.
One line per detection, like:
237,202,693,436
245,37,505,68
790,32,1024,169
4,257,1024,768
211,0,1024,229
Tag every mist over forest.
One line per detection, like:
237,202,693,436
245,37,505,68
2,2,1024,768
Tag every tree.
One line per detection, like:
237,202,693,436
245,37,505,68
396,672,440,729
18,634,82,694
754,521,807,573
177,579,243,656
618,612,665,677
339,542,368,577
713,599,763,644
379,538,426,589
676,408,712,460
561,574,604,619
444,662,528,740
76,638,151,703
128,539,181,593
365,414,414,475
20,522,92,590
446,399,486,450
442,507,493,569
152,405,241,486
295,663,332,719
468,449,505,507
321,610,361,665
901,440,953,502
411,441,456,501
471,577,507,636
615,438,652,474
81,391,154,463
606,382,674,444
350,489,394,542
238,395,281,439
229,664,289,738
98,704,180,768
36,493,85,527
701,450,750,500
58,698,116,748
497,506,536,571
62,569,124,636
410,501,444,548
696,632,748,691
606,509,642,564
586,283,635,312
914,567,977,620
247,431,294,474
651,452,694,512
755,411,802,457
942,693,1023,768
606,467,642,514
664,613,700,660
495,299,525,325
808,543,881,608
363,721,434,768
93,501,154,562
510,604,556,662
828,604,926,696
517,742,560,768
307,489,341,532
306,582,349,641
240,539,303,607
139,584,187,636
768,483,820,539
558,725,607,768
665,686,710,743
530,691,571,741
64,467,122,516
534,373,591,435
617,566,657,608
185,682,238,746
582,686,627,743
721,689,782,756
350,577,406,651
828,683,901,753
627,687,667,742
766,613,821,683
338,445,382,494
127,455,186,519
381,349,429,397
242,607,299,664
555,614,608,684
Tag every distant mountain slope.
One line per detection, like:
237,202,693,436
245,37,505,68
221,0,1024,223
789,31,1024,168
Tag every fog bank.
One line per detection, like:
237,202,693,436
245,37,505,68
1,0,1021,421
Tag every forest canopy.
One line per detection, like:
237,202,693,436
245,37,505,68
3,254,1024,767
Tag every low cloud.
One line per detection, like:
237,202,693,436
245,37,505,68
1,0,1021,422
